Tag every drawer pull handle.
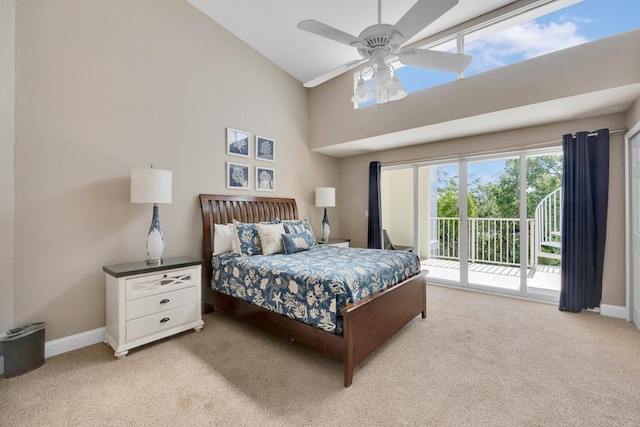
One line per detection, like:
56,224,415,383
159,299,170,304
160,317,170,323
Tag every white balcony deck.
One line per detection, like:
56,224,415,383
421,258,560,295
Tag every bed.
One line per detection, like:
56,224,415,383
199,194,427,387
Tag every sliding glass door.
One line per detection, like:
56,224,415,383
466,156,521,291
381,148,562,302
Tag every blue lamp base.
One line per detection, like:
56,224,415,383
145,204,165,265
321,207,330,241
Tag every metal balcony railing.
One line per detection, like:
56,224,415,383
534,187,562,263
429,217,536,268
427,188,562,272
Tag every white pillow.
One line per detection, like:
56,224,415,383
213,223,234,255
255,223,286,255
230,223,240,255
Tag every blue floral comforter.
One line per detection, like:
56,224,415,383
211,245,421,334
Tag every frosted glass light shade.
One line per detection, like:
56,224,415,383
388,75,408,101
315,187,336,207
351,75,375,103
130,168,172,204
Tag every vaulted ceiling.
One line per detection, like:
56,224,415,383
186,0,518,86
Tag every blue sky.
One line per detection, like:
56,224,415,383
368,0,640,102
437,160,508,191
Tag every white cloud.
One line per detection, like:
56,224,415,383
466,19,590,71
559,15,594,25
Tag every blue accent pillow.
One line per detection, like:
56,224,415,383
282,232,311,254
233,219,280,256
282,218,317,245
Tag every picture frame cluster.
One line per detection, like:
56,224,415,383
226,128,275,192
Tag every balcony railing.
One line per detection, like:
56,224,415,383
430,217,536,268
428,188,562,271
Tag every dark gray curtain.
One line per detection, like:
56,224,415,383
367,161,383,249
559,129,609,312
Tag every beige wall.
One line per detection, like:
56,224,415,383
12,0,339,340
382,167,433,258
0,0,15,336
381,168,414,247
338,113,628,306
627,95,640,129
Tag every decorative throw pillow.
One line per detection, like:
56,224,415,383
232,219,280,256
282,218,317,245
256,223,286,255
213,223,234,255
233,220,262,256
282,232,311,254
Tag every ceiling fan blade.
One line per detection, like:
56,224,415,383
398,48,472,73
303,59,367,88
394,0,458,43
297,19,364,48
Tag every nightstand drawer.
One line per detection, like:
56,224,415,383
125,267,197,300
126,304,198,341
126,286,196,320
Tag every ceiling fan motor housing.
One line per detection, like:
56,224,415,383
356,24,402,59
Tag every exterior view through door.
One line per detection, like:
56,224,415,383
381,149,563,302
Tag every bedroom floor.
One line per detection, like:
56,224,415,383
1,285,638,426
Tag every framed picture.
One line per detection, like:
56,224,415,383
255,135,275,162
255,166,275,192
226,128,250,158
227,162,250,190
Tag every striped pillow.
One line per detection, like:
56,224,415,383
282,218,317,245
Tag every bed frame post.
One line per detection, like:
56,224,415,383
343,318,355,387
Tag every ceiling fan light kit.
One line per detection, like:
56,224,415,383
298,0,472,105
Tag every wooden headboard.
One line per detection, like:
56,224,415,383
198,194,298,310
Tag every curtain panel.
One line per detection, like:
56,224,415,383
367,161,383,249
559,129,609,312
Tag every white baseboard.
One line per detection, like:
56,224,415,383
44,327,105,358
0,327,105,376
600,304,628,320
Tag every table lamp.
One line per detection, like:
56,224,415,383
130,165,172,265
315,187,336,241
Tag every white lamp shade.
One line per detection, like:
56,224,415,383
315,187,336,208
131,168,173,204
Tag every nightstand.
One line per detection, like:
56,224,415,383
103,256,204,358
317,238,350,248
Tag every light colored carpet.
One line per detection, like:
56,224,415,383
1,285,639,426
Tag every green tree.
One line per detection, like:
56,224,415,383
437,171,478,218
436,156,562,265
469,155,562,218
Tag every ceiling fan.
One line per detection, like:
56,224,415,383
298,0,472,103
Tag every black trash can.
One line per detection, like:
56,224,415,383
0,322,46,378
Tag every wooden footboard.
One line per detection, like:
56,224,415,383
208,271,427,387
342,271,427,386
